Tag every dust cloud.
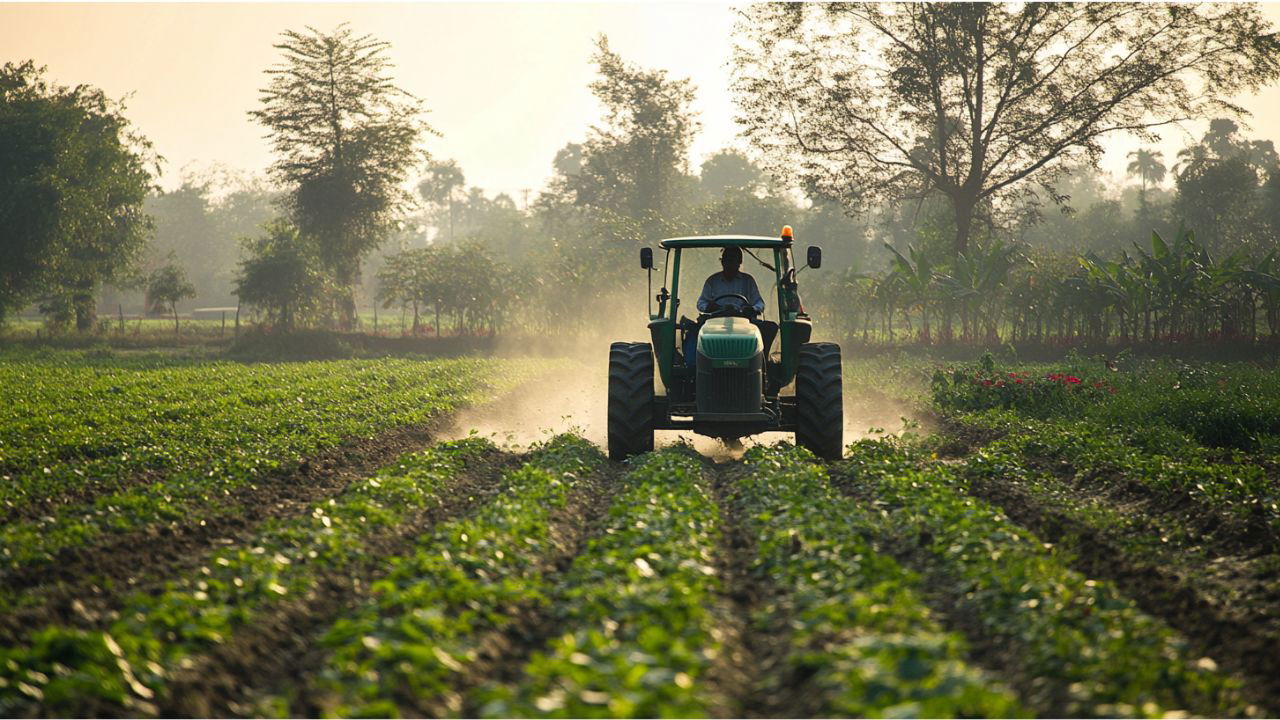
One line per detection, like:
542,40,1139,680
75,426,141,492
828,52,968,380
443,352,929,461
441,279,923,457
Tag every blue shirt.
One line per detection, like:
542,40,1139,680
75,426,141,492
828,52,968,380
697,271,765,314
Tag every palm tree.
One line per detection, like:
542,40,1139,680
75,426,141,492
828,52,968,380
1126,149,1167,193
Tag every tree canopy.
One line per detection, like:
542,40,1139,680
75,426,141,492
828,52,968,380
733,3,1280,255
250,24,436,328
0,61,155,328
563,36,700,223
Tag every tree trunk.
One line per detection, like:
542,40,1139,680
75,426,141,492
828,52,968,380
336,261,359,331
173,303,179,337
73,283,96,332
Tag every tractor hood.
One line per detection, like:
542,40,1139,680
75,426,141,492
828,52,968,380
697,317,763,367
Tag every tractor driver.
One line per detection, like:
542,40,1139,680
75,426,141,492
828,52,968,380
697,246,765,316
684,246,769,368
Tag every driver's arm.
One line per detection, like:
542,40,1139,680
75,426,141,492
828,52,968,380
697,275,718,313
746,274,765,314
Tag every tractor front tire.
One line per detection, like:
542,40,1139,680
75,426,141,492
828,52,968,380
796,342,843,461
608,342,654,461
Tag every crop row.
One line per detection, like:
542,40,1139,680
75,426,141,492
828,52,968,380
0,435,513,717
472,447,723,718
730,444,1019,717
0,357,552,578
952,409,1279,537
832,437,1247,717
287,435,607,718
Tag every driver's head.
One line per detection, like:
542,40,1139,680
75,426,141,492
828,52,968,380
720,246,743,275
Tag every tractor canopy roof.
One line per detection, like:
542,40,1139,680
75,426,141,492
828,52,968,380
658,235,791,250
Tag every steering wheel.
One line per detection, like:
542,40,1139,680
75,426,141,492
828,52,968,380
707,293,758,318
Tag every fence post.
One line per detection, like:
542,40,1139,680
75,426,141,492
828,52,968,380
234,304,241,337
118,304,124,334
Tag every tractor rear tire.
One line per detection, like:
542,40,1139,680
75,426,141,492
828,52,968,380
796,342,843,461
608,342,654,461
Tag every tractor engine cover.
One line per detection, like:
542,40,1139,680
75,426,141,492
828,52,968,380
695,317,764,414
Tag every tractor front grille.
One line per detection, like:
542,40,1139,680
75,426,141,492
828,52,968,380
699,333,760,359
696,355,763,414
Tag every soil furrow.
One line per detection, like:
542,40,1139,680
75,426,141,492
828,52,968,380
711,456,798,712
706,460,776,719
442,465,619,718
154,449,522,718
963,468,1280,713
0,418,455,646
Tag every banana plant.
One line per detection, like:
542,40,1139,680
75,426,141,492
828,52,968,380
884,243,937,342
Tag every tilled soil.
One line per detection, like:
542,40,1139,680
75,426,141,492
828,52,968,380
0,418,458,647
707,461,786,719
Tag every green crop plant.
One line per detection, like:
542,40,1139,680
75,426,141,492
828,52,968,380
294,435,606,718
0,437,501,717
0,355,557,577
733,444,1019,718
833,437,1248,717
475,447,723,718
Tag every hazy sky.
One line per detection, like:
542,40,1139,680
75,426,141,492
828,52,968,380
5,2,1280,203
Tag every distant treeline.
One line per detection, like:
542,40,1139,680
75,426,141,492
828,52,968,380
6,4,1280,347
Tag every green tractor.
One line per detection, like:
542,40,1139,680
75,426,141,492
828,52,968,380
608,226,843,460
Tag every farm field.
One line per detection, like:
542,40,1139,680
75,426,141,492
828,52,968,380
1,347,1279,717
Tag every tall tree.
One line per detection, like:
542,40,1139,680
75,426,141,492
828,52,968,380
733,3,1280,256
1126,150,1167,195
417,159,465,243
567,36,700,223
700,150,767,198
250,24,436,329
0,61,155,328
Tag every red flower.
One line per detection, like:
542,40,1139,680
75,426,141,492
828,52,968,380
1065,376,1081,384
981,380,993,387
1014,378,1023,384
1047,373,1063,381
